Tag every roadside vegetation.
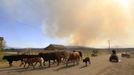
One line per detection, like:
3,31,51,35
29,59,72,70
0,50,12,62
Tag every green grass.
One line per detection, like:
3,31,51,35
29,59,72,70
81,50,109,58
82,50,92,57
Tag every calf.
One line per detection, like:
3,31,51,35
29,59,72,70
83,57,91,66
22,57,44,69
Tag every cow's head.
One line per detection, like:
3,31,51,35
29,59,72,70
2,56,8,60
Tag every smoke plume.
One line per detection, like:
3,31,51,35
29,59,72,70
1,0,134,47
43,0,134,47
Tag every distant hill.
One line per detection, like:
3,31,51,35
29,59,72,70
3,48,44,52
2,44,134,52
65,46,96,51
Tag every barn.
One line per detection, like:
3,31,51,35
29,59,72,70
44,44,65,51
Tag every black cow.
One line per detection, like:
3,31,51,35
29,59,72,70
3,55,24,67
38,51,64,67
3,55,39,67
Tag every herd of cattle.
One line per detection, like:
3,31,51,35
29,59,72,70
2,50,131,69
2,51,86,69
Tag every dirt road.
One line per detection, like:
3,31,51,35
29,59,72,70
0,54,133,75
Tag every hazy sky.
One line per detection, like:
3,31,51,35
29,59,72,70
0,0,134,48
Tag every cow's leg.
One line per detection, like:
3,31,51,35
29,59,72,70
26,64,30,69
73,60,75,65
85,62,87,66
65,58,69,67
57,59,60,66
39,62,42,68
34,62,38,67
43,61,46,66
40,58,44,67
32,63,35,69
88,60,91,64
23,61,28,69
77,59,79,65
23,62,27,68
48,60,51,67
22,59,27,68
40,60,44,68
25,63,29,69
66,60,69,67
9,61,13,67
20,60,24,67
57,61,59,66
52,60,55,65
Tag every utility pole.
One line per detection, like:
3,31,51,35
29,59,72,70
108,40,111,50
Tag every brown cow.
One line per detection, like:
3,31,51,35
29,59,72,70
21,57,44,69
65,51,81,67
121,53,130,58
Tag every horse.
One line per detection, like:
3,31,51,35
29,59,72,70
65,51,81,67
21,57,44,69
83,57,91,66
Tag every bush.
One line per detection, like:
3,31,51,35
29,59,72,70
0,51,11,62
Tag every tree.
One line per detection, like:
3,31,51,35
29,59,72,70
0,37,6,50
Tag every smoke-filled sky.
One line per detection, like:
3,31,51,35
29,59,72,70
0,0,134,48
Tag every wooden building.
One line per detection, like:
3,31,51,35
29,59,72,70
44,44,65,51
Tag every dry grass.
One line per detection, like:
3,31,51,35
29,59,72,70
0,52,134,75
